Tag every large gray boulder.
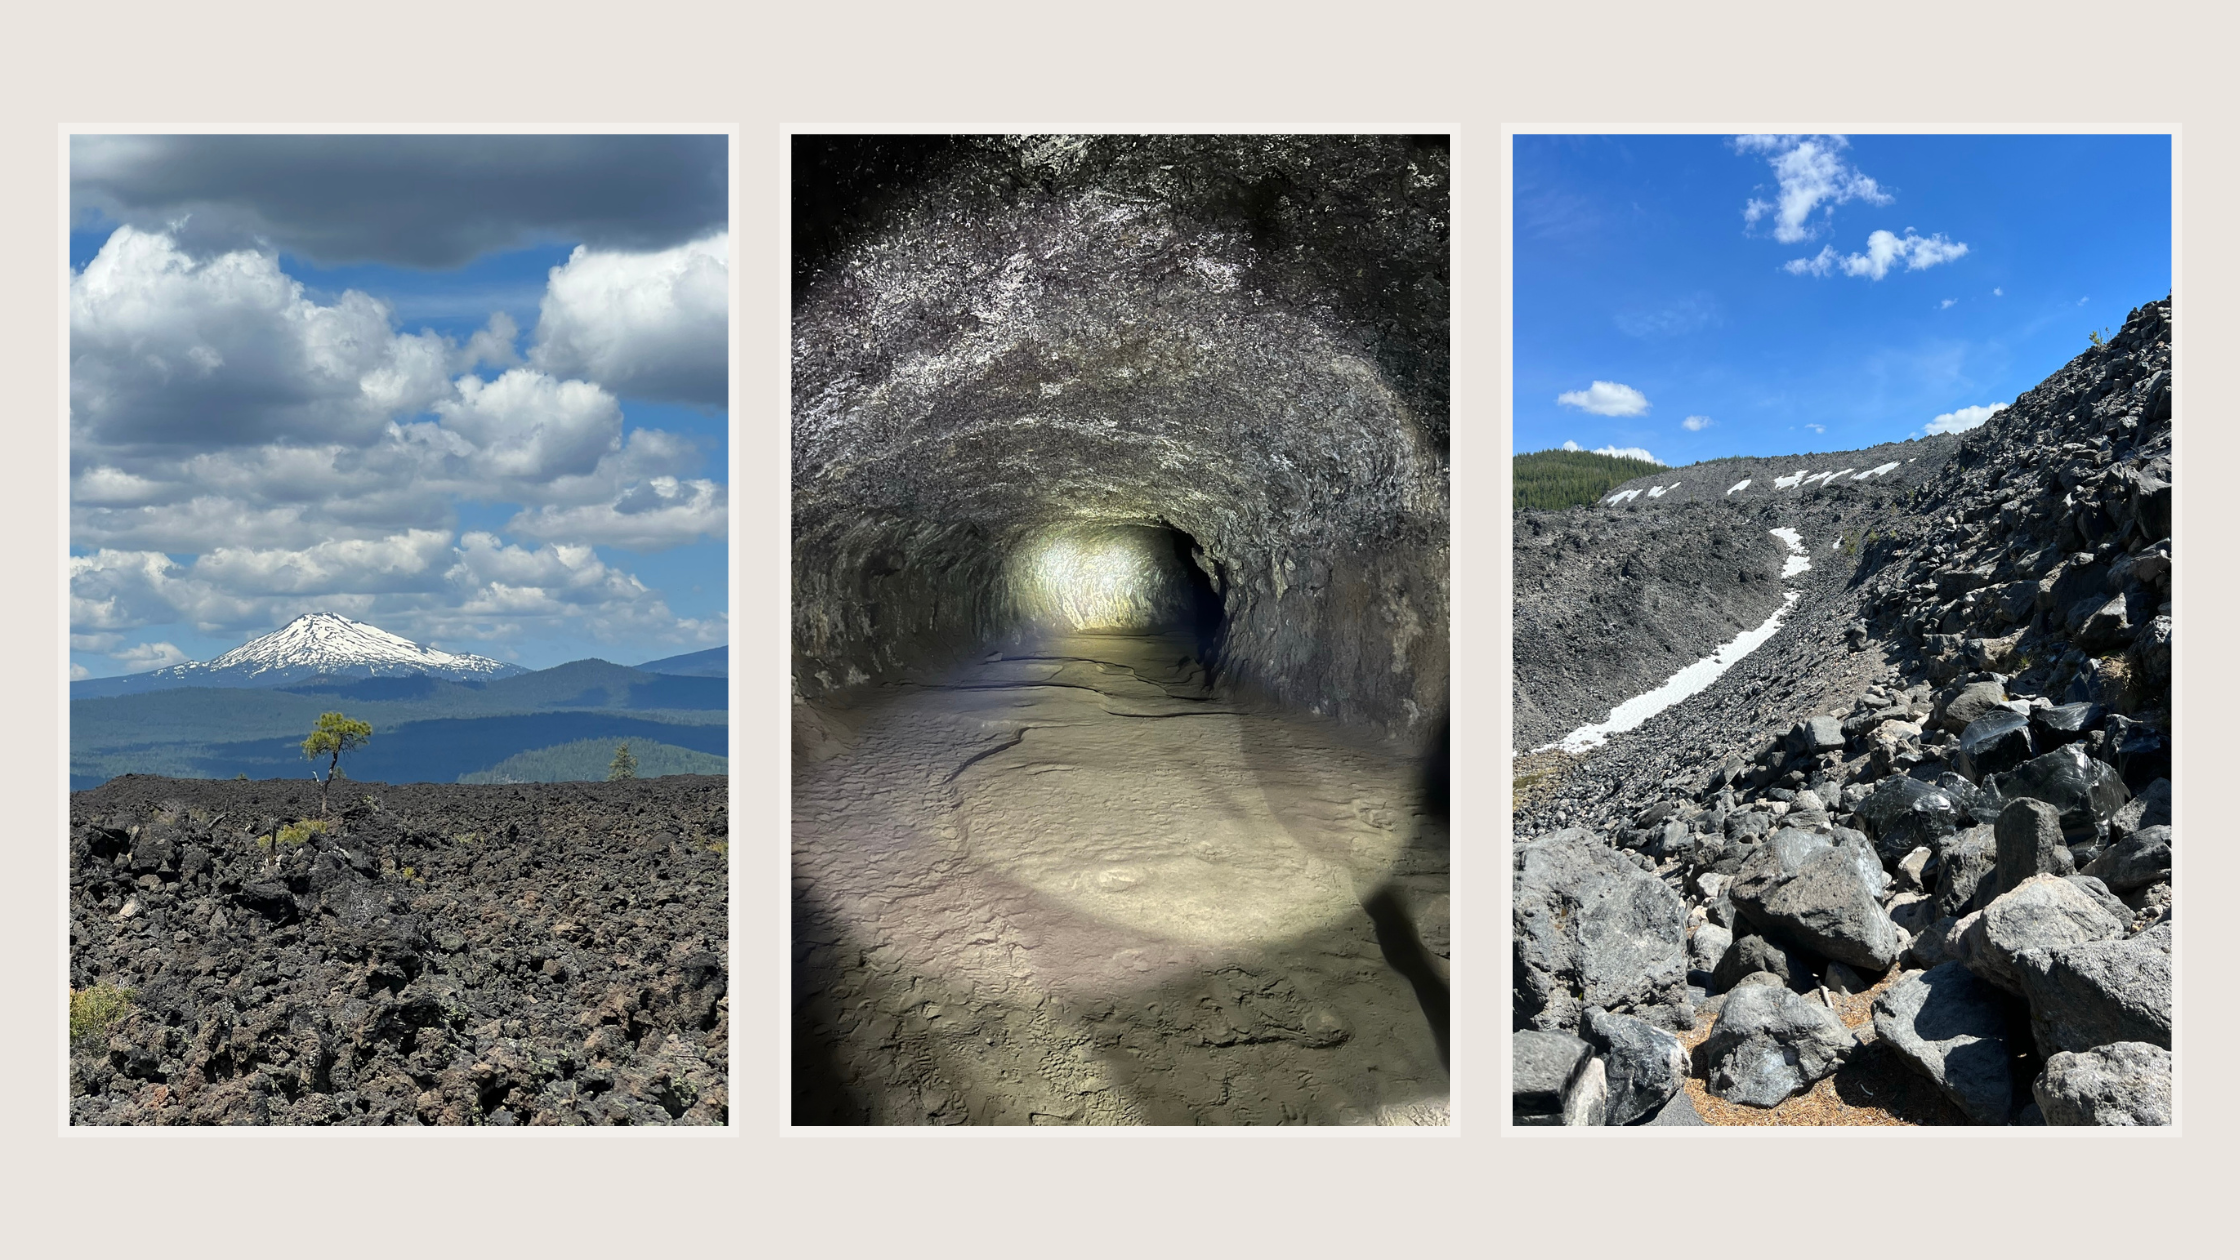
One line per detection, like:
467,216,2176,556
2012,922,2172,1056
1961,874,2126,996
1931,825,1999,920
2083,825,2170,893
2108,778,2171,843
1699,982,1856,1108
1994,797,2073,894
1513,1029,1593,1125
1582,1007,1688,1126
1871,963,2020,1125
1729,827,1905,972
1688,921,1732,978
1938,680,2009,734
1992,745,2130,848
1514,828,1690,1030
2034,1041,2172,1126
1788,715,1845,757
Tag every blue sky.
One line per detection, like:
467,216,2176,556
1515,134,2172,465
68,135,729,678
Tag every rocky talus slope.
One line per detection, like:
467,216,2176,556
70,776,728,1125
1513,297,2173,1127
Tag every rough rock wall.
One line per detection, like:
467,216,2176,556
793,136,1449,742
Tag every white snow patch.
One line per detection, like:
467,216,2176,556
1540,591,1802,754
1727,479,1751,494
1605,488,1642,504
1534,522,1817,756
1773,470,1810,490
1647,483,1679,498
1769,526,1812,577
1852,461,1901,480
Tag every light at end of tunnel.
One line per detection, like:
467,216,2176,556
1015,526,1181,632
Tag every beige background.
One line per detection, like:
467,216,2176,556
3,1,2233,1249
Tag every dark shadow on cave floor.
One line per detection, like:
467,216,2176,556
790,629,1448,1124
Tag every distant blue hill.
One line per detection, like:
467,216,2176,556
636,645,726,676
70,656,727,791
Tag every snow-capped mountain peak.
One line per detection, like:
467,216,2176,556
153,612,522,683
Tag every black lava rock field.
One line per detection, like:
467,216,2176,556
69,775,728,1125
1513,297,2174,1127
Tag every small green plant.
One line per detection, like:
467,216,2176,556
70,983,134,1048
2086,327,2112,347
234,772,249,781
450,831,481,846
302,712,373,817
400,865,419,882
257,818,327,856
607,742,638,781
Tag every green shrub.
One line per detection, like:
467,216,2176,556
70,983,134,1047
257,818,327,851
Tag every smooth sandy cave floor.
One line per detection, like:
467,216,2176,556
793,630,1449,1125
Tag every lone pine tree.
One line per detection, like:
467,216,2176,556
302,711,372,816
608,742,638,781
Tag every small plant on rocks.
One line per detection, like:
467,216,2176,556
69,983,133,1049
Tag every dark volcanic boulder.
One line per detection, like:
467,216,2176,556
2082,825,2171,893
1991,745,2130,848
1729,827,1905,972
2030,702,2102,750
1711,932,1817,994
1699,983,1856,1108
1514,828,1689,1030
1961,874,2126,996
1994,797,2073,895
1937,680,2009,734
1871,963,2020,1125
1788,715,1845,758
2108,778,2171,843
2034,1041,2172,1126
2065,594,2132,652
1582,1007,1687,1126
1857,776,1962,863
1931,825,1999,920
1956,710,2034,783
2012,922,2172,1056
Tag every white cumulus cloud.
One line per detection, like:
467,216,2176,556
531,232,728,407
1926,402,2008,435
424,369,624,482
1595,446,1662,465
1733,135,1892,243
1556,380,1650,416
1683,415,1712,432
1787,230,1969,281
507,476,727,552
70,227,454,451
113,640,191,671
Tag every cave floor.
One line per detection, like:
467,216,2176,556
792,630,1449,1125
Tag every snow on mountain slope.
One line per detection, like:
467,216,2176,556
148,613,523,685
